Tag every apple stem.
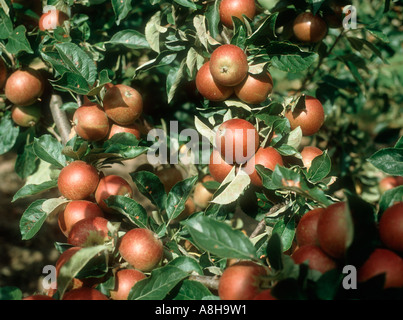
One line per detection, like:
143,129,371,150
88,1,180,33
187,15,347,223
249,202,288,239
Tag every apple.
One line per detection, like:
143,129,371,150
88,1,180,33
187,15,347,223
243,147,284,187
208,148,235,183
58,200,104,237
0,58,7,90
216,118,260,165
285,95,325,136
57,161,100,200
357,248,403,289
102,84,143,125
219,0,256,29
67,216,110,247
11,104,41,127
379,176,403,194
209,44,249,87
253,289,277,300
39,9,69,31
5,68,44,106
378,202,403,252
291,244,338,274
119,228,164,272
300,146,323,169
154,166,183,192
234,71,273,104
110,269,146,300
317,202,354,259
62,287,109,300
293,12,328,43
172,197,196,222
94,175,133,213
295,207,325,247
73,103,110,141
23,295,55,300
107,122,141,140
195,61,234,101
218,261,267,300
193,175,215,209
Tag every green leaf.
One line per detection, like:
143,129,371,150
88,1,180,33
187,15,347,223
15,143,39,179
272,216,296,253
167,256,203,275
314,269,343,300
104,195,148,229
0,286,22,300
170,280,212,300
145,11,166,53
246,12,278,46
306,151,331,183
205,1,220,39
266,232,283,271
5,25,33,54
0,8,13,39
211,171,250,205
378,186,403,216
166,175,198,221
130,171,167,212
107,29,150,50
111,0,132,25
12,180,58,202
128,265,189,300
182,215,257,260
19,199,47,240
33,134,67,168
0,114,19,155
166,58,186,104
368,148,403,176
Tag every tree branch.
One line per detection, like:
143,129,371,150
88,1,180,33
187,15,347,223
49,94,71,145
188,274,220,291
249,202,288,239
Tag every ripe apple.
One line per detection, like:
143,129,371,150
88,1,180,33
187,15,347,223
58,200,104,237
11,104,41,127
73,103,110,141
39,9,69,31
102,84,143,126
67,216,110,247
107,122,141,140
5,68,44,106
218,261,267,300
95,175,133,213
57,161,100,200
317,202,354,259
234,71,273,104
62,287,109,300
209,44,249,87
219,0,256,29
253,289,277,300
300,146,323,169
291,244,338,274
23,295,55,300
379,176,403,194
208,148,235,183
0,58,7,90
357,248,403,289
195,61,234,101
193,175,215,209
154,166,183,192
285,95,325,136
378,202,403,252
110,269,146,300
243,147,284,187
293,12,328,43
295,208,325,247
215,118,260,164
118,228,164,272
172,197,196,222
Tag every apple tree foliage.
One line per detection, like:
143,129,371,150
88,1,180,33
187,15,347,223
0,0,402,300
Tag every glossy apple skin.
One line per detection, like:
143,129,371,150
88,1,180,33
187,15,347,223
219,0,256,29
296,208,325,247
293,12,328,43
57,161,100,201
218,261,267,300
119,228,164,272
378,202,403,252
95,175,133,213
291,244,338,274
234,71,273,104
358,248,403,289
317,202,354,259
216,118,259,164
102,84,143,125
285,95,325,136
11,104,41,127
62,287,109,300
253,289,277,300
39,9,69,31
208,148,235,183
195,61,234,101
58,200,104,237
155,167,183,192
110,269,147,300
209,44,249,87
107,122,141,140
243,147,284,187
73,103,110,141
67,216,110,247
5,68,44,106
300,146,323,169
379,176,403,194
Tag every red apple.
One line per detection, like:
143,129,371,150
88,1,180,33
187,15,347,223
293,12,328,43
5,68,44,106
23,295,55,300
39,9,69,31
119,228,164,272
300,146,323,169
62,287,109,300
57,161,100,201
253,289,277,300
154,167,183,193
219,0,256,29
209,44,249,87
296,208,325,247
291,244,338,274
110,269,146,300
11,104,41,127
208,148,235,183
73,103,110,141
195,61,234,101
378,202,403,252
379,176,403,194
234,71,273,104
107,122,141,140
193,175,215,209
94,175,133,213
67,217,110,247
